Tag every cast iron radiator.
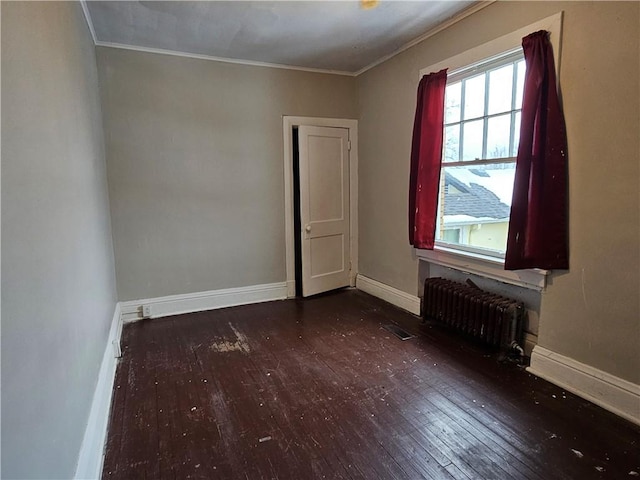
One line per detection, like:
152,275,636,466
423,277,524,350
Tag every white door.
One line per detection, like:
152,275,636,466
298,125,351,297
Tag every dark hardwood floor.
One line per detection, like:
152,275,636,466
102,289,640,479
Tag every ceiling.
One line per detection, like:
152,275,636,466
85,1,477,75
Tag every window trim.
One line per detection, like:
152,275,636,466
447,48,523,83
415,12,563,289
416,246,549,291
419,13,563,81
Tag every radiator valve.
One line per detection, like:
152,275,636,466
503,340,526,365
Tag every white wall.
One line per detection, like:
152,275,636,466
97,47,357,301
1,2,118,478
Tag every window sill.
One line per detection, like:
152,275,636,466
416,246,549,291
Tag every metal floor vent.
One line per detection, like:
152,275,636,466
383,324,415,341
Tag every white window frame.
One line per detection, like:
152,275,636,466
444,48,524,163
437,49,523,259
415,12,563,291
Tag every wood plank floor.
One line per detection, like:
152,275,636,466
102,289,640,479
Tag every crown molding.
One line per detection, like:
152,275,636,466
79,0,97,44
95,41,356,77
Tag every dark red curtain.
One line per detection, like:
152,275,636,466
409,69,447,249
505,31,569,270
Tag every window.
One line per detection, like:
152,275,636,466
416,12,562,290
442,228,461,244
435,49,525,258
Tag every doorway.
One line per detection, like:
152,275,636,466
283,117,358,298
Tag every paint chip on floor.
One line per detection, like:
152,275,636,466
571,449,584,459
211,323,251,353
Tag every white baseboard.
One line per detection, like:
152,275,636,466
120,282,289,323
356,274,421,316
74,303,123,480
74,282,287,478
286,280,296,299
528,345,640,426
524,332,538,358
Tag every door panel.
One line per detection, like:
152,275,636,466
308,135,344,222
310,235,345,276
299,126,350,297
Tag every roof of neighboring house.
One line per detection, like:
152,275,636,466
443,170,511,222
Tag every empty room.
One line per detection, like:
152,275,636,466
2,1,639,479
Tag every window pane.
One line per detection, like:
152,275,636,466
463,74,485,120
437,163,516,254
462,119,483,161
445,82,461,124
444,125,460,162
488,64,513,115
442,228,460,243
486,114,511,159
512,111,521,156
515,60,526,109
